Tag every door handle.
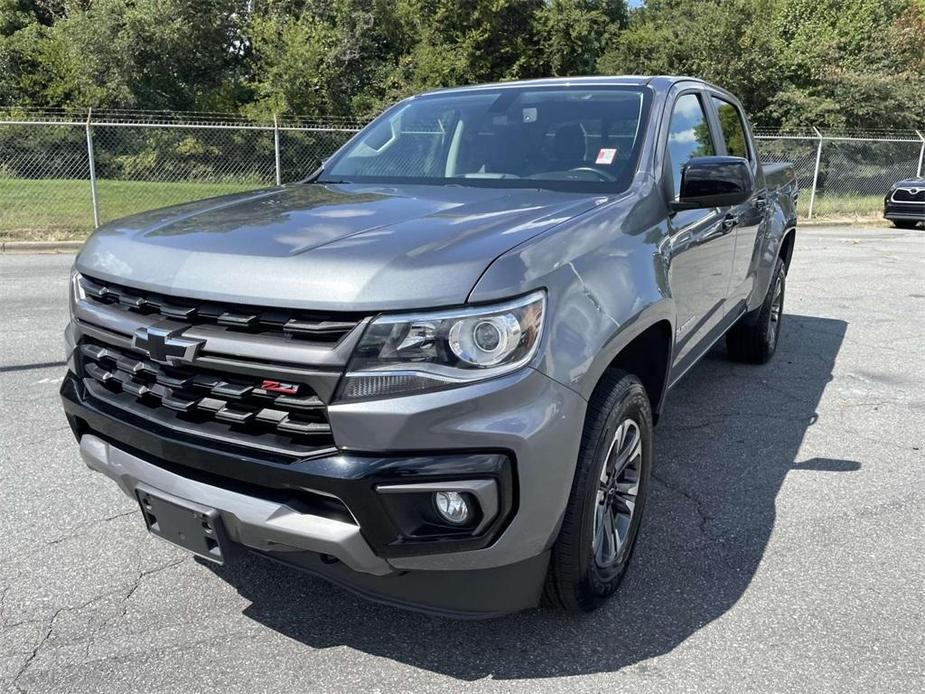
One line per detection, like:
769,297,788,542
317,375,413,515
755,194,768,212
671,230,692,250
721,213,738,232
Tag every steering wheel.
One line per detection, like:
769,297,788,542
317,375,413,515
568,166,618,182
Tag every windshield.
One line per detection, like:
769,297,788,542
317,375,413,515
319,85,651,194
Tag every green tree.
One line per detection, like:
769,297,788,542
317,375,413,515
533,0,627,76
599,0,782,118
764,0,925,129
0,0,62,107
0,0,922,131
2,0,248,110
388,0,543,95
600,0,925,130
244,0,411,118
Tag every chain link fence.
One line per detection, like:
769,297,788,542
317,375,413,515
754,129,925,219
0,110,361,242
1,110,923,242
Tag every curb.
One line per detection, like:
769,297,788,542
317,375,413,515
1,240,84,254
797,219,883,227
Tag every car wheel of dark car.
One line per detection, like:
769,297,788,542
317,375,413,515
544,370,653,612
726,257,786,364
892,219,921,229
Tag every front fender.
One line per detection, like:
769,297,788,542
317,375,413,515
469,187,674,401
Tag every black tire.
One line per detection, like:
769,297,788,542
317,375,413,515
544,370,653,612
892,219,921,229
725,257,786,364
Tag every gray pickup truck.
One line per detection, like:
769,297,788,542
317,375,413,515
61,76,797,617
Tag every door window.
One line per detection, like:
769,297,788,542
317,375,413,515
711,97,750,161
666,94,715,198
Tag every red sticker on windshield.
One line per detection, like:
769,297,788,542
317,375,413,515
595,148,617,165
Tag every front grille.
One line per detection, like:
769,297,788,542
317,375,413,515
77,339,336,458
892,188,925,203
79,274,363,343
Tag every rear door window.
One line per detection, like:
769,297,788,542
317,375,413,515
711,97,751,161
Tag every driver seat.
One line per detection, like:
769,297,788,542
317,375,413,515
551,123,588,170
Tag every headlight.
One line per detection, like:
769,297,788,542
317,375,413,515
66,270,82,371
69,269,83,315
336,291,546,401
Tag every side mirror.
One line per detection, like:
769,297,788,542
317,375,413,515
670,156,754,211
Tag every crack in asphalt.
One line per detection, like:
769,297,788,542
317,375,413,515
8,557,185,690
665,364,826,410
1,510,140,575
9,592,117,691
650,472,713,540
649,472,746,577
0,567,25,628
44,510,138,548
657,410,818,440
124,558,186,612
0,583,10,624
83,557,186,660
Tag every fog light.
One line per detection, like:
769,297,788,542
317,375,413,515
434,491,470,525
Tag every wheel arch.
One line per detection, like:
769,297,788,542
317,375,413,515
779,227,796,272
591,319,674,425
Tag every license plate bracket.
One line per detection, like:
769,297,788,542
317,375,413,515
136,485,225,564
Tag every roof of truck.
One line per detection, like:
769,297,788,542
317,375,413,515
419,75,713,96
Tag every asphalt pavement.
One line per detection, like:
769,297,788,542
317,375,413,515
1,225,923,693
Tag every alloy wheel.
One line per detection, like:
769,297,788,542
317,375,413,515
592,418,642,570
769,271,784,344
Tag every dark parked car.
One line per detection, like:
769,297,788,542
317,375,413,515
884,177,925,228
61,76,797,616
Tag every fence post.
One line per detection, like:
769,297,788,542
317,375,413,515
85,108,100,228
916,130,924,178
808,127,824,220
273,114,282,186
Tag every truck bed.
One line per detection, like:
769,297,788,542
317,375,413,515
763,161,797,194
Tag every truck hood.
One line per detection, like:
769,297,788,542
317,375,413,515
77,183,601,311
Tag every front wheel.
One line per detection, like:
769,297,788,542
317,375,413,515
726,258,786,364
544,370,653,612
892,219,921,229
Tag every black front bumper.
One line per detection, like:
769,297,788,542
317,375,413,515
884,201,925,222
61,373,548,617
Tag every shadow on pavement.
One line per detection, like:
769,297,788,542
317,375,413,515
203,314,854,679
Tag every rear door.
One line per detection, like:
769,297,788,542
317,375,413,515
664,91,736,370
708,94,767,308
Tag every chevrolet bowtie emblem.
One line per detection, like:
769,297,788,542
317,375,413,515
132,324,204,365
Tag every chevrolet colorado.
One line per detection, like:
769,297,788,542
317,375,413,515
61,76,797,616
